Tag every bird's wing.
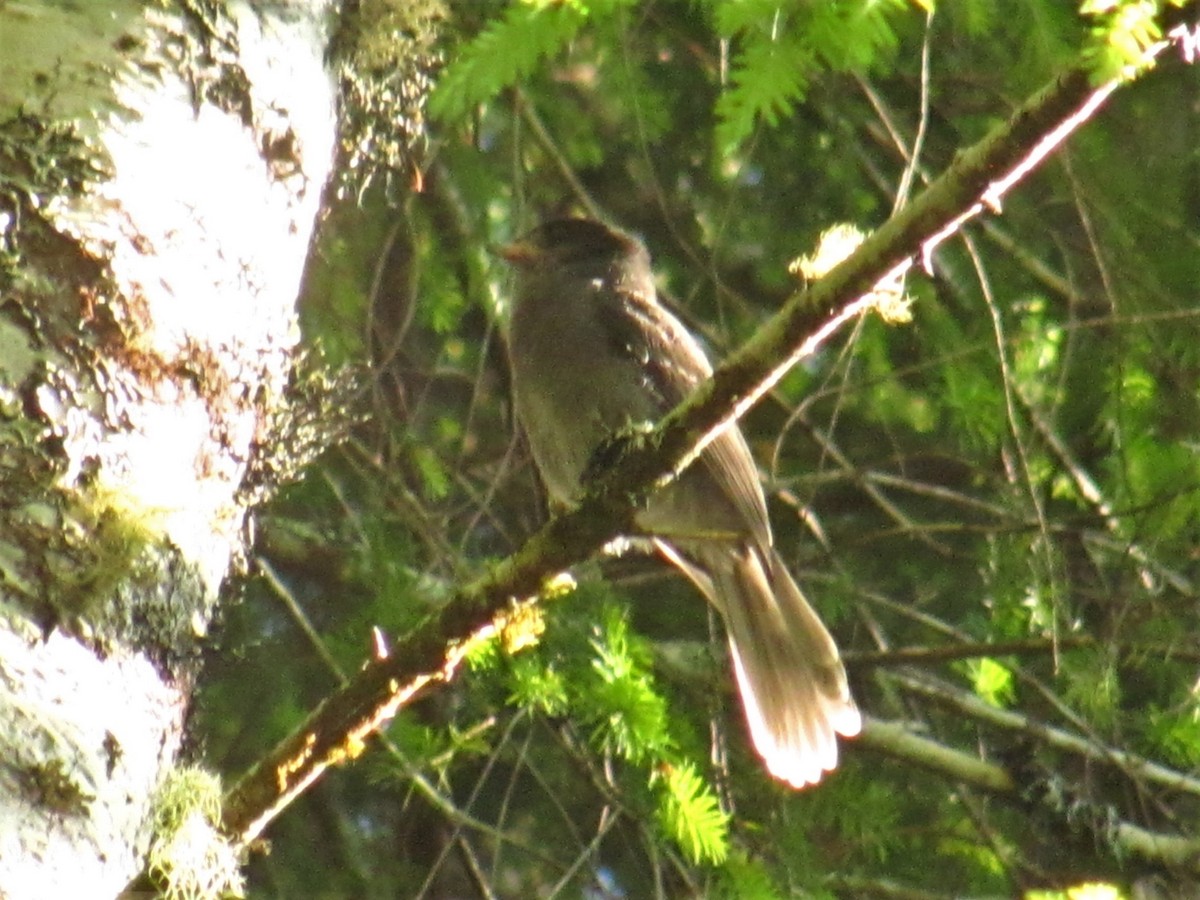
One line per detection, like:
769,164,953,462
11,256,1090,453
599,284,773,553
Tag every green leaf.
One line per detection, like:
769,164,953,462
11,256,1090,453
1081,0,1167,81
429,4,588,123
715,28,813,154
656,762,730,865
713,851,783,899
965,657,1016,708
584,605,673,763
1147,704,1200,768
507,654,569,715
410,444,450,499
713,0,911,152
1062,650,1120,728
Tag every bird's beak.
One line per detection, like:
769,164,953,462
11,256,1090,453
494,239,540,265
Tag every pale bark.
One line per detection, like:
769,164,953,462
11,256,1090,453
0,2,335,895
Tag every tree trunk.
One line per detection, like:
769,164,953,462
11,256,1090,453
0,2,335,895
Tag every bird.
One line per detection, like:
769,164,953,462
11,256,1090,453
500,217,860,788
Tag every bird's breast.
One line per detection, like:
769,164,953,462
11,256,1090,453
511,294,657,503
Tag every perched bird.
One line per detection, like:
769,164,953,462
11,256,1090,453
501,218,860,787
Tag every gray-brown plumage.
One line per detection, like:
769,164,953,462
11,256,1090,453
502,218,860,787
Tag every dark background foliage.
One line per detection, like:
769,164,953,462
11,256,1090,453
197,2,1200,897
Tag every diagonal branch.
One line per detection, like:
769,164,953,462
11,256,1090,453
892,672,1200,800
219,24,1197,847
857,717,1200,873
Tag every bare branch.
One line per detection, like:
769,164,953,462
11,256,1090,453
856,716,1200,873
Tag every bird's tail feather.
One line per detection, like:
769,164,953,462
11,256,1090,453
703,545,860,787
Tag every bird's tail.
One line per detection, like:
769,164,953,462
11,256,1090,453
691,544,860,787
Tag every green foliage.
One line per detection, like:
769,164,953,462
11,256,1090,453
965,657,1016,708
410,441,451,499
1146,703,1200,769
1027,884,1125,900
462,621,502,671
429,3,590,122
584,603,674,763
384,716,452,772
1012,296,1064,403
1061,649,1120,729
505,652,569,714
857,317,938,433
431,0,915,153
656,761,731,864
1115,432,1200,547
712,0,912,152
492,591,738,865
417,231,471,335
945,0,1001,36
1081,0,1184,81
713,23,814,156
712,851,782,899
935,831,1007,881
803,769,907,863
940,352,1006,451
332,509,435,635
